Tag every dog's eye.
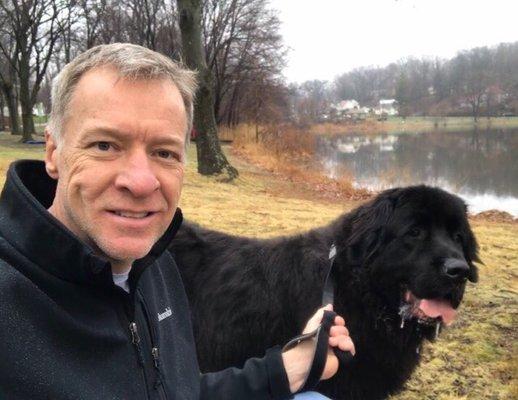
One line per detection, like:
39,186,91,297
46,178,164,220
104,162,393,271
407,227,422,238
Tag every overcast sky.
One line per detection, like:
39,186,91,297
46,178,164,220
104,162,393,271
273,0,518,83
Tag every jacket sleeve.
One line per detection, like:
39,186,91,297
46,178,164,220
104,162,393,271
199,346,293,400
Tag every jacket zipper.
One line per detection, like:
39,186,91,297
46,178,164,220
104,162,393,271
138,291,168,400
129,321,152,399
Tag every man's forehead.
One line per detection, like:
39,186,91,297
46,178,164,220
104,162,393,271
65,67,187,129
74,66,182,97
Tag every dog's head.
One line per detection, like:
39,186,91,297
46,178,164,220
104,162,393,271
343,185,480,336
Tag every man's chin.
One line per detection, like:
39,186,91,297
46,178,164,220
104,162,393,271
96,239,156,268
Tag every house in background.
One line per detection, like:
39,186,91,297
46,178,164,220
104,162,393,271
329,99,370,120
375,99,398,116
333,99,359,112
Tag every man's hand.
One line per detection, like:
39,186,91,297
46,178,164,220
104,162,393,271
281,304,355,393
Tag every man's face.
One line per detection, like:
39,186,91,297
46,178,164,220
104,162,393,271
45,67,187,270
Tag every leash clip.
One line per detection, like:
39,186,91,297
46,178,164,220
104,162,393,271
328,244,337,260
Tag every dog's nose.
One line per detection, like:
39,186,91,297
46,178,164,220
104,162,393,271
443,258,470,282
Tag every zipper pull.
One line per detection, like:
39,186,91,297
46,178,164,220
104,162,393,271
152,347,160,368
129,322,141,344
129,322,144,366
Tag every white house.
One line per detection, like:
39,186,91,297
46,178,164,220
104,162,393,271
375,99,398,116
331,99,359,112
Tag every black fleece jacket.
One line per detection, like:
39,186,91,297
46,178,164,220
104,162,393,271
0,160,292,400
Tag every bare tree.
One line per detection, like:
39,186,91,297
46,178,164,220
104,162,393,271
0,0,65,142
78,0,108,49
0,31,21,135
202,0,286,126
177,0,238,179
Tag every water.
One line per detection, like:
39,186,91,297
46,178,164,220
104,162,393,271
317,128,518,216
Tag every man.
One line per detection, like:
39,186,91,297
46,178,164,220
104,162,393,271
0,43,354,399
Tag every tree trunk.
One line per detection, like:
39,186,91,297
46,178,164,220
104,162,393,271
0,93,4,131
18,58,34,142
177,0,238,180
0,82,21,135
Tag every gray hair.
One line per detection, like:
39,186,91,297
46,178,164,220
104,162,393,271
47,43,197,145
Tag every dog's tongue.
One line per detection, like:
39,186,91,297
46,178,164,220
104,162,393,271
419,299,457,325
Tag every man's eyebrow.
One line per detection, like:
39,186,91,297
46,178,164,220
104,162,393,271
148,134,185,147
80,126,127,141
79,127,185,146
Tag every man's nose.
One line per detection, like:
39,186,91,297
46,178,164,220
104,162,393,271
114,151,160,197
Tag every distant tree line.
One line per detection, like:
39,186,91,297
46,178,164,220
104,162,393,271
293,42,518,122
340,42,518,119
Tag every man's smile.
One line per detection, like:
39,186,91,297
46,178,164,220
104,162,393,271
110,210,156,219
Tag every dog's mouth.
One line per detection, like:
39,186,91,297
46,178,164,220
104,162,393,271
399,290,457,328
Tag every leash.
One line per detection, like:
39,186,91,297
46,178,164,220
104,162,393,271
322,244,338,306
282,244,354,392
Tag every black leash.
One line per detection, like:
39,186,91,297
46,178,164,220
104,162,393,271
282,244,354,392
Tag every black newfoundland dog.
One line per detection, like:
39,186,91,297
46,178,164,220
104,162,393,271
170,186,480,400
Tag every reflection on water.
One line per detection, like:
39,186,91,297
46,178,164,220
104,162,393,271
317,128,518,216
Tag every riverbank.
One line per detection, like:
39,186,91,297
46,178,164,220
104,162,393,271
311,116,518,136
220,117,518,142
0,133,516,399
226,122,518,219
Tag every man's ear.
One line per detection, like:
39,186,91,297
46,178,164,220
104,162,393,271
45,129,59,180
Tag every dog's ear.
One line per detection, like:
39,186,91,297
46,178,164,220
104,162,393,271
346,191,397,264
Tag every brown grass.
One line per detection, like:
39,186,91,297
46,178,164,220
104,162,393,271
231,124,371,201
268,116,518,139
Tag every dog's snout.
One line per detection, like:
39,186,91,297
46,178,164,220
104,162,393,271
442,258,470,281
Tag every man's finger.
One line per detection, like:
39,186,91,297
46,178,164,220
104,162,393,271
329,335,356,355
330,325,349,337
302,304,333,334
334,315,345,326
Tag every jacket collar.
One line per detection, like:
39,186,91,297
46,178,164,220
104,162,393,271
0,159,183,288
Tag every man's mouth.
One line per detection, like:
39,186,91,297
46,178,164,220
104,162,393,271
399,290,457,328
109,210,155,219
112,211,152,219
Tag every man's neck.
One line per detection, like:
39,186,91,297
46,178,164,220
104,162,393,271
111,261,132,275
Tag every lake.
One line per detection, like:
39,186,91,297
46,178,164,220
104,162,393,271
316,128,518,216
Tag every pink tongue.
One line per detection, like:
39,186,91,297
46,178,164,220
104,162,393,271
419,299,457,325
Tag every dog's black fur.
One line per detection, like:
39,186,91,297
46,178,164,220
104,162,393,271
170,186,480,400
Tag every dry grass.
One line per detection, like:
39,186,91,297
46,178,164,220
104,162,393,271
231,124,370,201
271,117,518,139
1,131,516,399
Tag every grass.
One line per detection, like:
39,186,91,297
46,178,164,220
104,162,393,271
1,131,516,399
375,116,518,134
229,124,370,201
289,116,518,137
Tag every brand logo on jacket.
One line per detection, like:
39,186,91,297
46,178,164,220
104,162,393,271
158,307,172,322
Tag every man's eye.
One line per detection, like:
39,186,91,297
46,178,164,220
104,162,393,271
157,150,172,158
96,142,111,151
156,149,180,161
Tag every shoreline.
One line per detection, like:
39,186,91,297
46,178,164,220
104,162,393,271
308,116,518,136
228,138,517,224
